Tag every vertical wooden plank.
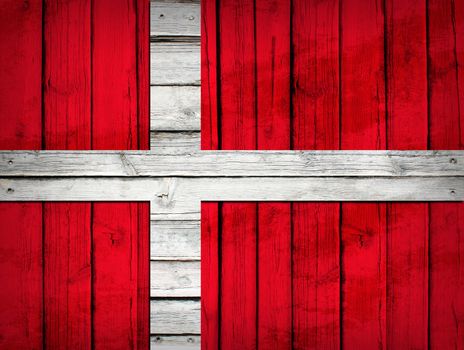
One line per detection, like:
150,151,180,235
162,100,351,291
292,1,340,349
201,0,218,150
221,202,257,349
92,0,149,348
43,0,91,150
43,203,91,349
136,0,150,152
92,0,138,150
201,202,219,350
219,0,256,348
136,2,150,348
93,203,140,349
0,0,43,150
429,0,464,347
255,0,292,349
385,0,428,348
42,1,92,348
341,0,386,348
0,1,43,349
201,1,219,348
0,203,43,350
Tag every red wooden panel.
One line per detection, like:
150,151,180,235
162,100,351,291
92,1,149,348
42,1,92,348
44,203,91,349
0,1,43,349
201,202,219,350
256,1,292,349
341,0,386,348
219,0,257,349
0,203,43,350
201,0,219,150
385,0,428,348
292,0,340,349
429,0,464,347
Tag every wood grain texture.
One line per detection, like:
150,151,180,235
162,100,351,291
386,0,429,347
44,203,91,349
429,0,464,348
3,151,462,177
151,0,200,37
151,220,200,259
201,202,219,350
151,260,200,297
341,1,386,348
92,1,149,348
255,1,292,349
0,1,43,349
1,177,462,202
151,299,200,334
42,1,92,348
292,0,341,348
151,86,200,131
151,335,200,350
150,132,200,153
151,41,200,85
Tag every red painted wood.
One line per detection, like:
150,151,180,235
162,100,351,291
341,0,386,348
92,1,149,349
292,0,340,348
219,0,257,349
201,202,219,350
256,1,292,349
292,204,340,350
42,1,92,348
0,1,43,349
385,0,429,348
44,203,91,349
201,0,219,150
429,0,464,347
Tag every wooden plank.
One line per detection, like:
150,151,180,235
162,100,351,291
151,42,200,85
1,177,462,202
44,203,91,348
255,0,292,348
151,220,199,259
201,203,219,349
151,261,200,297
0,0,42,150
42,1,92,348
292,0,340,347
2,151,463,177
151,86,200,131
201,0,218,149
150,0,200,37
219,0,258,348
151,299,200,334
0,203,43,349
0,1,43,349
150,132,200,153
151,335,200,350
92,1,149,348
341,0,386,348
429,0,464,347
385,0,428,347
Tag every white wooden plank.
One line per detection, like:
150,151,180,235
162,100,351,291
151,299,200,334
151,261,200,297
150,0,200,37
151,220,200,259
151,42,200,85
151,132,200,154
2,151,462,177
1,177,462,201
151,86,200,131
151,335,200,350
